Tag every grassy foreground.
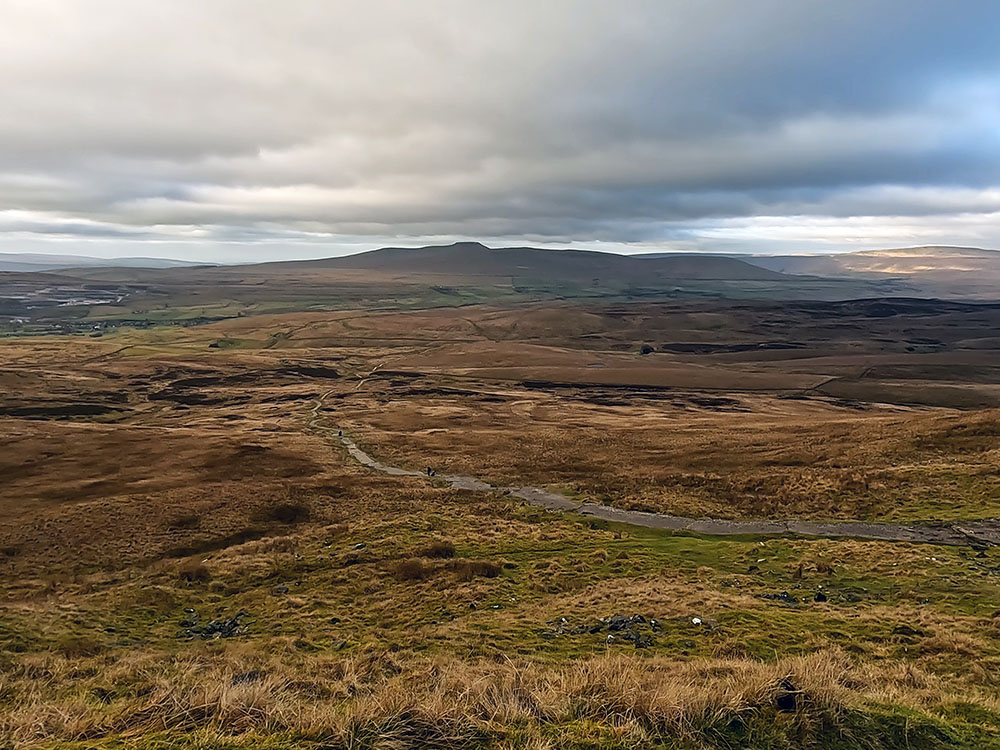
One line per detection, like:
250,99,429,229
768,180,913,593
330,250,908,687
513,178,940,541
4,478,1000,748
6,650,1000,750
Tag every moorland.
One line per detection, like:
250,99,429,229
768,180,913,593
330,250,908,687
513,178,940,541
2,243,1000,749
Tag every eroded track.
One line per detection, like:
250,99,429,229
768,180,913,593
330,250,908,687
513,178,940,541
309,393,1000,547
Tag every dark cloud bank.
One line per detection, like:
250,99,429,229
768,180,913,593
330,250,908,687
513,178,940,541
2,0,999,261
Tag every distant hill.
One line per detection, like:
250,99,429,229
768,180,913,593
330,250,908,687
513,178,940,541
0,252,200,272
267,242,787,281
852,245,1000,257
745,246,1000,278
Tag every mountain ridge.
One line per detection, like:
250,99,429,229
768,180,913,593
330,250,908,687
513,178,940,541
0,252,201,272
255,241,788,281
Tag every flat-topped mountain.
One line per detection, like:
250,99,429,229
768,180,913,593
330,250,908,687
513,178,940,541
266,241,787,280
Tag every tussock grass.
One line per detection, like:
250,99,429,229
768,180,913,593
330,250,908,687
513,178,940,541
51,635,105,659
257,501,312,525
391,558,430,581
449,559,502,580
4,648,991,748
177,559,212,583
390,557,502,582
416,540,457,559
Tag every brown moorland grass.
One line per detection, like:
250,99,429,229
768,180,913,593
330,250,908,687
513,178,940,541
339,388,1000,521
177,558,212,583
416,540,457,558
392,557,430,581
3,297,1000,747
2,647,997,748
449,558,503,580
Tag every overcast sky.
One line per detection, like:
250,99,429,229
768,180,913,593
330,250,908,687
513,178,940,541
2,1,999,262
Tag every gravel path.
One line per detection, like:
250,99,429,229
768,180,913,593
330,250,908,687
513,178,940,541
310,394,1000,547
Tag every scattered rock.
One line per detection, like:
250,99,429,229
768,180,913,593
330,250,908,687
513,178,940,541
202,612,249,639
545,613,658,649
629,631,654,648
606,613,638,632
775,678,799,712
758,591,798,605
814,590,828,602
180,612,199,628
273,584,289,595
181,610,249,640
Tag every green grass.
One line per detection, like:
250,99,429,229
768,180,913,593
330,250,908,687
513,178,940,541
5,495,1000,749
9,495,997,669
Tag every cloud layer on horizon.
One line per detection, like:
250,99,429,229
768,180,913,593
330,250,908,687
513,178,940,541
2,0,1000,261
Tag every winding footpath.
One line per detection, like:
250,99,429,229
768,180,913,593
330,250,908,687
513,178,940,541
309,393,1000,547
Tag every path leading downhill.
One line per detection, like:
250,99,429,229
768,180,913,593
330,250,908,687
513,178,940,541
308,393,1000,547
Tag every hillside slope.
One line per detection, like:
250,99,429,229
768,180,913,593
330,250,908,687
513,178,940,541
748,246,1000,276
0,252,198,272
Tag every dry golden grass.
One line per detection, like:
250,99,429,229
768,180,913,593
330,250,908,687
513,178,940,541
342,386,1000,521
416,540,457,559
3,646,992,748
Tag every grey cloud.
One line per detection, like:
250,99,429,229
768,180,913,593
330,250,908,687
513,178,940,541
1,0,1000,258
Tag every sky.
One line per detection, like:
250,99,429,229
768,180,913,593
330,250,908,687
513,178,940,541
2,0,1000,263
